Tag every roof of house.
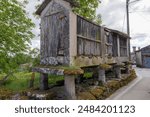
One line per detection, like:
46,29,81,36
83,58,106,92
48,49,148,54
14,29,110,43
104,27,131,39
136,45,150,52
36,0,77,15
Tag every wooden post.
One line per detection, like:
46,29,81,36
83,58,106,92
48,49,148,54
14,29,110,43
64,74,76,100
40,73,48,90
117,35,120,57
98,68,106,83
29,72,35,88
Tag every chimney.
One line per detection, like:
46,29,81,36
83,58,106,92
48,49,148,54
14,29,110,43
133,46,136,53
138,47,141,50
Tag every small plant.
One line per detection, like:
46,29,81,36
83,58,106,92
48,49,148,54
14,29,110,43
83,72,93,79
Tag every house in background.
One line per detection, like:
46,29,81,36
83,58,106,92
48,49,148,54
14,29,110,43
131,46,140,65
135,45,150,68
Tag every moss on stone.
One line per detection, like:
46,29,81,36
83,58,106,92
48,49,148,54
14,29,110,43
89,88,103,98
0,88,14,99
99,64,112,70
64,68,84,75
106,80,120,91
34,65,84,75
77,91,96,100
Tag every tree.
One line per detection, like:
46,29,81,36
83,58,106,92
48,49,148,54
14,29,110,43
0,0,35,73
73,0,102,24
28,48,40,67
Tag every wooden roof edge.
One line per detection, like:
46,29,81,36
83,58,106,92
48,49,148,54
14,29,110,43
104,27,131,39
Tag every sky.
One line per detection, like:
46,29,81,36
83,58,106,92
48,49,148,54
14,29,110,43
27,0,150,51
97,0,150,51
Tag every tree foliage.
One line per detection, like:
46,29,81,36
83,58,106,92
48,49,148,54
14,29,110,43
0,0,35,73
73,0,102,24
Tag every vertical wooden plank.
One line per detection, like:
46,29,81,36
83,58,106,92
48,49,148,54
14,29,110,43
90,41,94,55
77,17,81,35
77,38,83,55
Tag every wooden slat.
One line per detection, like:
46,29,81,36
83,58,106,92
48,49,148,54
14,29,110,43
77,35,101,43
76,16,101,56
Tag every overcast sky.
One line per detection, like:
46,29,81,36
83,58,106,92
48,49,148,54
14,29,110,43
98,0,150,51
27,0,150,51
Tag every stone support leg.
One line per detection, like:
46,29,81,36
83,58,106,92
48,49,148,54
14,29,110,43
64,74,76,100
40,73,48,90
98,68,106,83
125,65,130,74
115,66,121,79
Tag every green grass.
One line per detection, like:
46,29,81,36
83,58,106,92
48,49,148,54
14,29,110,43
83,72,93,79
0,72,64,92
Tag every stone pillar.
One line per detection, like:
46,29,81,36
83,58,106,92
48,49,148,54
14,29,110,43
64,74,76,100
125,65,130,74
40,73,48,90
114,66,121,79
98,68,106,83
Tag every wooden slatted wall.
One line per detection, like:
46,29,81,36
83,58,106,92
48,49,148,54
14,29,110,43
77,16,101,56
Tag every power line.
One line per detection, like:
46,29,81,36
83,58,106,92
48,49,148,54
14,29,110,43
136,12,150,22
122,10,126,32
129,0,142,4
129,10,150,13
126,0,142,36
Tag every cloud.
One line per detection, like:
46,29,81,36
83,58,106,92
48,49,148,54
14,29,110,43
25,1,42,48
97,0,126,31
132,33,147,40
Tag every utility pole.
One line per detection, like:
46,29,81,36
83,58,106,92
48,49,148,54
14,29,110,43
126,0,140,60
126,0,131,61
126,0,140,36
126,0,130,36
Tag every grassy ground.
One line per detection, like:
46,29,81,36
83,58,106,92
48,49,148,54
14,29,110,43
0,71,92,92
0,72,64,92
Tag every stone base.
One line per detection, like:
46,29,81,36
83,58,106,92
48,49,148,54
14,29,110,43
114,66,121,79
64,75,76,100
40,73,49,90
98,68,106,83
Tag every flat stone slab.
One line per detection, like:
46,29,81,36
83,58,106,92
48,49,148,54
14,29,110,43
32,67,64,75
32,66,84,75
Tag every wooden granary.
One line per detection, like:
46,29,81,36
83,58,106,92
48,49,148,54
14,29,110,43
34,0,131,99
